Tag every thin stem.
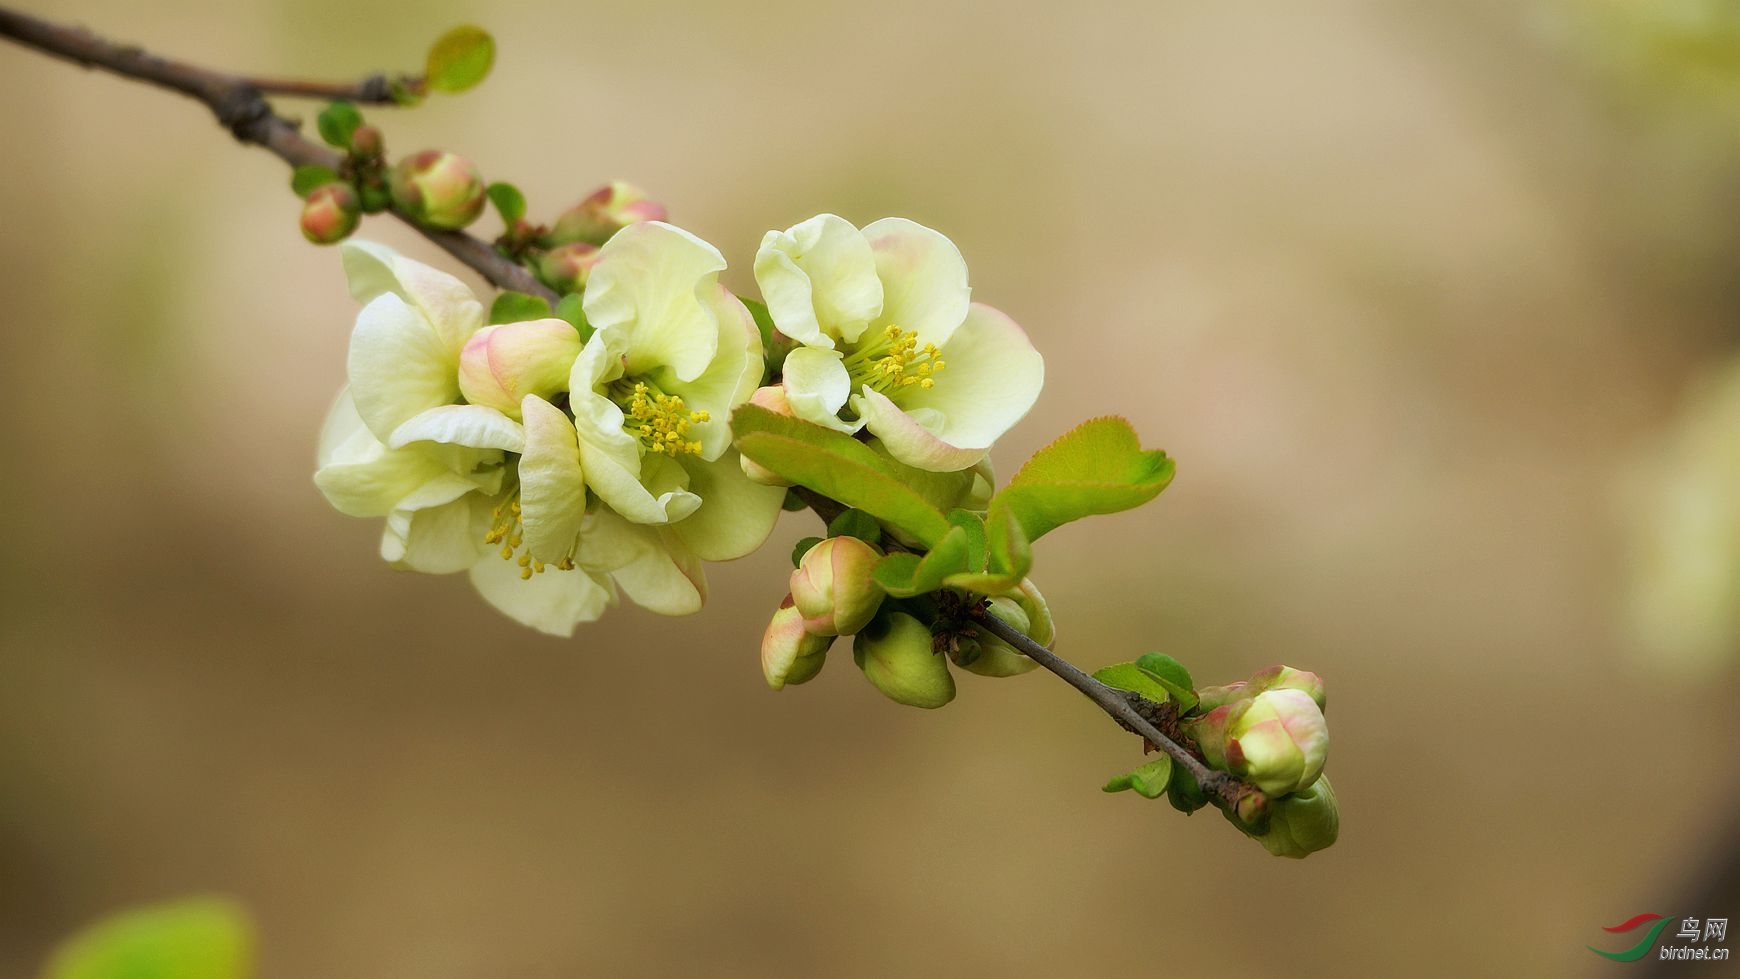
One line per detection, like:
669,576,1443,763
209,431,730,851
0,6,555,303
245,73,408,104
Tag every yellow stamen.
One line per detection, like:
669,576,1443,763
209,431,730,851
617,380,707,457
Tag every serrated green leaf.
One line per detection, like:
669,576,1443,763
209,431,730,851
487,291,552,324
316,101,362,149
289,165,339,198
991,416,1175,543
872,527,971,598
863,441,975,513
45,897,255,979
487,181,526,224
1136,653,1198,712
426,25,495,93
732,405,954,547
792,536,823,567
1102,756,1172,799
552,293,591,340
1092,662,1173,704
828,508,882,543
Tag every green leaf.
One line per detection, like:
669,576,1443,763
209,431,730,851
991,416,1175,542
828,508,882,544
781,490,809,513
289,165,339,198
947,509,987,570
487,181,526,225
872,527,972,598
45,897,255,979
732,405,954,547
792,536,823,567
1092,662,1173,704
944,505,1030,595
741,297,779,362
552,293,592,341
1136,653,1198,712
316,101,363,149
425,25,496,94
357,182,391,214
488,291,551,324
1102,756,1173,799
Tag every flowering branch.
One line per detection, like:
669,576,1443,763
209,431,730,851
0,6,552,302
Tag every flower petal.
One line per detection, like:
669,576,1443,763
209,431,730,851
348,293,463,442
341,240,484,351
660,284,765,460
754,214,883,347
389,405,526,453
570,389,704,524
468,555,617,637
518,395,589,565
587,511,707,616
853,387,988,472
779,346,859,433
381,493,491,573
897,302,1043,452
314,391,477,517
863,217,971,346
670,452,787,561
581,222,725,383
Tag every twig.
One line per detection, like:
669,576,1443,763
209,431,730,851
0,6,554,303
245,72,408,104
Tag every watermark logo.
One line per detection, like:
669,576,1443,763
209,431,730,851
1588,913,1730,963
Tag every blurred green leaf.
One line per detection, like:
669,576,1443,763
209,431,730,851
991,416,1174,542
1103,756,1172,799
316,101,363,149
828,508,882,544
289,165,339,198
1135,653,1197,712
425,26,496,93
488,291,551,324
44,897,255,979
487,181,526,225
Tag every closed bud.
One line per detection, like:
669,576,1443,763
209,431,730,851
1223,688,1328,797
549,181,666,245
536,242,602,294
762,598,832,690
740,386,796,486
853,611,955,709
1238,776,1339,859
790,535,884,636
956,580,1053,677
389,149,487,229
1246,664,1326,709
457,319,583,419
300,182,360,244
349,124,383,160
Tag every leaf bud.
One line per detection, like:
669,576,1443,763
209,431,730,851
853,611,955,709
549,181,666,245
388,149,486,229
299,182,360,244
457,319,583,419
762,597,832,690
536,242,602,294
790,535,884,636
349,124,384,160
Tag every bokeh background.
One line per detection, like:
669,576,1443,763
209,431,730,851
4,0,1740,975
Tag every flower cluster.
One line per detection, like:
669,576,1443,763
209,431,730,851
315,213,1045,637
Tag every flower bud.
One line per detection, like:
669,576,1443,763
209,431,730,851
457,319,583,419
1222,689,1328,796
762,598,832,690
740,386,797,486
954,580,1052,677
853,611,955,709
537,242,602,294
1245,665,1326,709
1239,776,1339,859
299,182,360,244
349,124,384,160
389,149,486,229
549,181,666,245
790,535,884,636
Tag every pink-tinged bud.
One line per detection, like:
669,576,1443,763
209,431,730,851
1246,665,1326,709
549,181,666,245
389,149,487,229
790,535,884,636
762,598,832,690
1239,776,1339,859
457,319,583,419
536,242,602,294
349,124,384,160
1193,681,1251,714
1226,688,1328,797
300,182,360,244
955,580,1052,677
854,612,955,709
740,386,796,486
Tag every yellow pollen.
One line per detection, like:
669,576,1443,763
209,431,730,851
622,381,706,457
485,488,579,577
842,324,946,399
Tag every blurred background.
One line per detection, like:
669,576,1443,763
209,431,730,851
4,0,1740,975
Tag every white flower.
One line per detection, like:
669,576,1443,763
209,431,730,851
754,214,1044,472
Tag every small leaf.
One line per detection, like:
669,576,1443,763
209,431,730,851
1092,662,1173,705
487,181,526,224
792,536,823,567
289,165,339,198
947,509,987,570
44,896,255,979
991,416,1175,543
552,293,592,340
425,25,496,94
1135,653,1198,712
828,508,882,544
741,297,778,360
316,101,363,149
488,291,552,324
873,528,971,598
357,182,391,213
781,490,809,513
1102,756,1173,799
945,505,1031,595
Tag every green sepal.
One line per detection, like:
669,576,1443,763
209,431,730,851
290,165,340,198
990,416,1174,543
487,291,552,325
552,293,591,340
44,896,255,979
487,181,526,225
1092,662,1173,705
732,404,959,548
828,508,882,544
1102,755,1173,799
316,101,363,150
1135,653,1197,712
792,536,823,567
426,25,495,93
